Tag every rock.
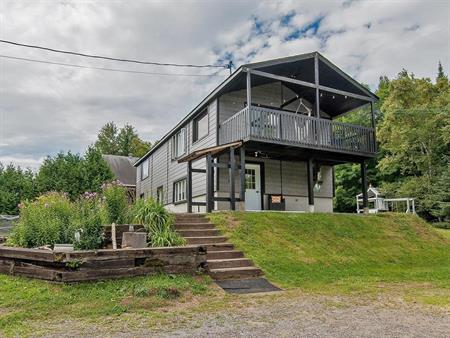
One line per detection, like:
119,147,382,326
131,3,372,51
122,232,147,249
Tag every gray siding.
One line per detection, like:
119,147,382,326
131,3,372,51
136,100,218,204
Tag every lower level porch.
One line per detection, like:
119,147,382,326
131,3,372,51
179,140,371,213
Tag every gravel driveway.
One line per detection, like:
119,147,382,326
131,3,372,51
37,292,450,338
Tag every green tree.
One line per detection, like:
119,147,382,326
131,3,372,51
0,164,36,214
94,122,151,158
83,147,114,192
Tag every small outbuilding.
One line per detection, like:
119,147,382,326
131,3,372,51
102,155,138,202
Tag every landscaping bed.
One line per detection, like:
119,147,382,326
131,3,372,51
0,245,206,283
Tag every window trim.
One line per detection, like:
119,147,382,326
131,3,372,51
156,185,164,205
172,177,187,204
192,109,209,144
171,127,187,160
141,159,149,181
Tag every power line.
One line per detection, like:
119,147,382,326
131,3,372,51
0,39,228,69
0,54,225,77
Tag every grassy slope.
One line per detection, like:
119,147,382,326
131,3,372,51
435,227,450,240
209,212,450,292
0,274,210,337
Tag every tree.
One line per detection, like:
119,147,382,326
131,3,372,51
94,122,119,155
0,164,36,214
94,122,151,157
83,147,114,192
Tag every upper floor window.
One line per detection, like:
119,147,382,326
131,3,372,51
141,159,149,180
193,110,208,142
171,128,186,159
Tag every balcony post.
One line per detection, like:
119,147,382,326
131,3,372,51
229,147,236,211
239,146,246,210
314,53,320,118
361,160,369,214
206,154,214,213
187,160,192,213
307,158,315,212
246,70,252,108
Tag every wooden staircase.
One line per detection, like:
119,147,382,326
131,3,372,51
174,214,263,280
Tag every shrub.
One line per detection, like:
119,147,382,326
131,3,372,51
103,181,128,224
131,198,185,247
72,192,105,250
8,192,76,248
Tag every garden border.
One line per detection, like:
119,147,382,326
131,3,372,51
0,245,207,283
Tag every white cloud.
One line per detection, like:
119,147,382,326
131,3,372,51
0,0,448,169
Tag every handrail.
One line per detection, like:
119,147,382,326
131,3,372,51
220,106,376,155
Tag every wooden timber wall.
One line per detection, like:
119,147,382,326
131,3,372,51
0,245,207,283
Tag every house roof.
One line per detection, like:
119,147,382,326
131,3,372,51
102,155,139,186
134,51,378,166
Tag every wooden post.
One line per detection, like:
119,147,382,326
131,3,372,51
370,101,375,129
314,53,320,118
111,223,117,250
187,160,192,213
361,160,369,214
206,154,214,213
246,70,252,108
307,158,315,212
229,147,236,210
239,146,246,209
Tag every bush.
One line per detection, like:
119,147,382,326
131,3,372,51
72,192,105,250
131,198,185,247
103,181,128,224
7,191,105,250
8,192,76,248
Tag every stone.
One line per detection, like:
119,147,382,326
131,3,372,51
122,232,147,249
53,244,74,252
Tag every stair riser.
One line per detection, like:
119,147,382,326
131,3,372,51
202,244,235,251
174,223,216,230
186,237,227,244
175,216,207,221
177,230,220,237
207,251,244,259
209,269,263,281
207,259,253,269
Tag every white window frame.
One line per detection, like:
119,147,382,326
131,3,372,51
193,110,208,142
171,128,186,159
141,159,149,180
173,179,186,204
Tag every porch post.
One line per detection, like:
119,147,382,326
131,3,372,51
246,70,252,108
314,53,320,118
361,160,369,214
187,160,192,213
370,101,375,129
229,147,236,210
307,158,315,212
206,154,214,213
239,146,246,209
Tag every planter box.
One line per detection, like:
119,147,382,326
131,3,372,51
0,245,207,283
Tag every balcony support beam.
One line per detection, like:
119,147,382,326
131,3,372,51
361,160,369,214
314,53,320,118
246,70,252,107
247,68,375,103
307,158,315,212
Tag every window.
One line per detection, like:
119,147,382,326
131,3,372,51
141,159,149,180
171,128,186,159
173,179,186,203
245,169,256,189
156,186,164,204
193,110,208,142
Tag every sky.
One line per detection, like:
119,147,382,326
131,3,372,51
0,0,449,170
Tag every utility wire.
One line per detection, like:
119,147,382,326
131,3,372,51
0,39,227,69
0,54,225,77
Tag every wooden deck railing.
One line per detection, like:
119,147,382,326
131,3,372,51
219,106,376,156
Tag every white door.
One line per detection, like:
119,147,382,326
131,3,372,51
245,163,261,210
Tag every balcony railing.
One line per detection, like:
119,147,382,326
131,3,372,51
219,106,376,156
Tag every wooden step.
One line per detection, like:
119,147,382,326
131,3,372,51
207,258,253,269
177,229,220,237
207,250,244,260
185,236,228,245
202,243,235,251
174,222,216,230
209,266,263,280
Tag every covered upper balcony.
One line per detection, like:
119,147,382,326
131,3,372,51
217,52,378,159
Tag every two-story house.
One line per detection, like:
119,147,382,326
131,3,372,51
134,52,377,213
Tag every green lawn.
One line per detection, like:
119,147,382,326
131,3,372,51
0,274,210,337
435,227,450,240
209,212,450,294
